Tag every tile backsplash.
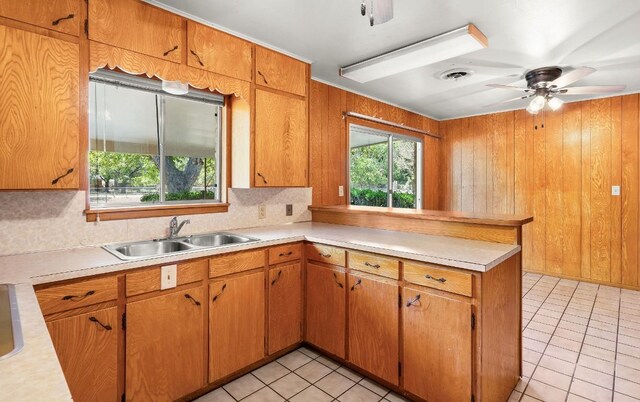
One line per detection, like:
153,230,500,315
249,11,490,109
0,188,312,256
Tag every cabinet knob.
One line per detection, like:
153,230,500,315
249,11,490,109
52,14,75,26
62,290,95,301
212,284,227,302
256,172,268,184
405,294,421,307
332,272,343,289
190,49,204,67
184,293,201,306
257,70,269,85
271,270,282,286
51,168,74,185
424,274,447,283
279,251,293,257
364,262,380,269
163,45,179,57
89,316,112,331
319,252,331,258
350,279,362,291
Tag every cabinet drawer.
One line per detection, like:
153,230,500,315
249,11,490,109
255,46,307,96
403,262,473,297
306,244,346,267
269,243,302,265
209,249,266,278
348,251,399,280
126,259,206,297
37,276,118,315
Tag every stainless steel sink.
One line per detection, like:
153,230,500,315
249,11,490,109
0,284,24,360
103,232,259,261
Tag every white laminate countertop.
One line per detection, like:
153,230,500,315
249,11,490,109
0,222,521,401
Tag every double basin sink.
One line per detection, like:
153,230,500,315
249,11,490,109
104,232,259,261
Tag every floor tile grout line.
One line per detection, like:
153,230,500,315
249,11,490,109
611,287,622,401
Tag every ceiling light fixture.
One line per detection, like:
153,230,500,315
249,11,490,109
360,0,394,26
547,96,564,111
162,80,189,95
340,24,488,83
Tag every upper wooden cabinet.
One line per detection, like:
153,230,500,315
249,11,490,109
0,0,80,36
0,25,79,189
187,21,252,81
254,89,308,187
255,46,307,97
88,0,184,63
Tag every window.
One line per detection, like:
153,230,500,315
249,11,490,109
89,70,224,210
349,124,422,209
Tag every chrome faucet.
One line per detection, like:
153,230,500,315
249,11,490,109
168,217,190,239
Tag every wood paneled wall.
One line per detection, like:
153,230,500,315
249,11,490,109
440,95,640,289
309,80,440,209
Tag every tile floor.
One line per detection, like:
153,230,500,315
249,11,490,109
196,272,640,402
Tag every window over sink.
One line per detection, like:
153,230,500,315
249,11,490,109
88,70,224,212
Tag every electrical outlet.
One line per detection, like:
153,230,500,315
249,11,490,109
338,185,344,197
258,204,266,219
161,265,177,290
612,185,621,196
286,204,293,216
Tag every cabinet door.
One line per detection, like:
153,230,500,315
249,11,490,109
348,274,399,385
209,271,265,382
88,0,183,63
305,263,345,358
254,89,308,187
0,0,79,36
402,287,472,402
47,307,118,402
187,21,252,81
268,263,302,354
0,25,79,189
255,46,307,96
126,288,205,402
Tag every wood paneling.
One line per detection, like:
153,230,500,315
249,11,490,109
255,46,306,97
268,263,302,354
0,0,80,36
0,25,79,189
440,95,640,288
47,307,118,402
88,0,184,63
254,89,308,187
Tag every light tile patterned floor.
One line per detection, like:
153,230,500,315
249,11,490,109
196,272,640,402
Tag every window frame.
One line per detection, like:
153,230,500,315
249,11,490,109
85,70,229,222
347,120,424,209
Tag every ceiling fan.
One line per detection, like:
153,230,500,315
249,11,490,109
486,67,626,114
360,0,393,26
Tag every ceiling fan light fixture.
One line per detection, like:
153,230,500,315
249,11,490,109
162,80,189,95
340,23,488,83
547,96,564,111
528,95,546,113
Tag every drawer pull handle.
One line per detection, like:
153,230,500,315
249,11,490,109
257,172,268,184
62,290,95,301
212,284,227,302
319,252,331,258
52,14,75,26
51,168,74,185
406,294,421,307
364,262,380,269
190,49,205,66
184,294,201,306
279,251,293,257
257,70,269,85
333,272,343,288
425,274,447,283
271,270,282,286
89,316,112,331
350,279,362,291
163,45,179,56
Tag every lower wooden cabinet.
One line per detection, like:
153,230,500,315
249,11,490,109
46,307,118,402
348,273,399,385
305,263,346,358
402,286,472,402
125,287,205,402
268,263,302,354
209,271,265,382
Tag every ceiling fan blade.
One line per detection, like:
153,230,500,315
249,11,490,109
551,67,596,88
486,84,529,91
483,95,531,108
559,85,626,95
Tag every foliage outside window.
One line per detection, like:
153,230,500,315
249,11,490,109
349,124,422,209
89,70,223,209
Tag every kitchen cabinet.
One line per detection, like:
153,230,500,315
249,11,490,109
187,21,253,81
254,89,308,187
268,262,302,354
402,286,472,402
209,271,265,382
305,262,346,358
88,0,184,63
0,0,79,36
47,307,119,402
255,46,307,97
126,287,205,402
348,273,399,385
0,25,79,189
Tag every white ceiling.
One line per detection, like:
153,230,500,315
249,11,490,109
150,0,640,120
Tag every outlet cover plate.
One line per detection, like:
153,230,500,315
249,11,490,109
161,264,177,290
612,185,621,196
286,204,293,216
258,205,266,219
339,185,344,197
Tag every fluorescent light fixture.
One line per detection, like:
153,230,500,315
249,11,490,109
340,23,488,83
547,96,564,111
162,80,189,95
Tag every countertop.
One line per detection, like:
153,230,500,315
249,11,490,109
0,222,521,401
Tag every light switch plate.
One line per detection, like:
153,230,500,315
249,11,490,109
338,185,344,197
612,185,621,196
161,265,177,290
